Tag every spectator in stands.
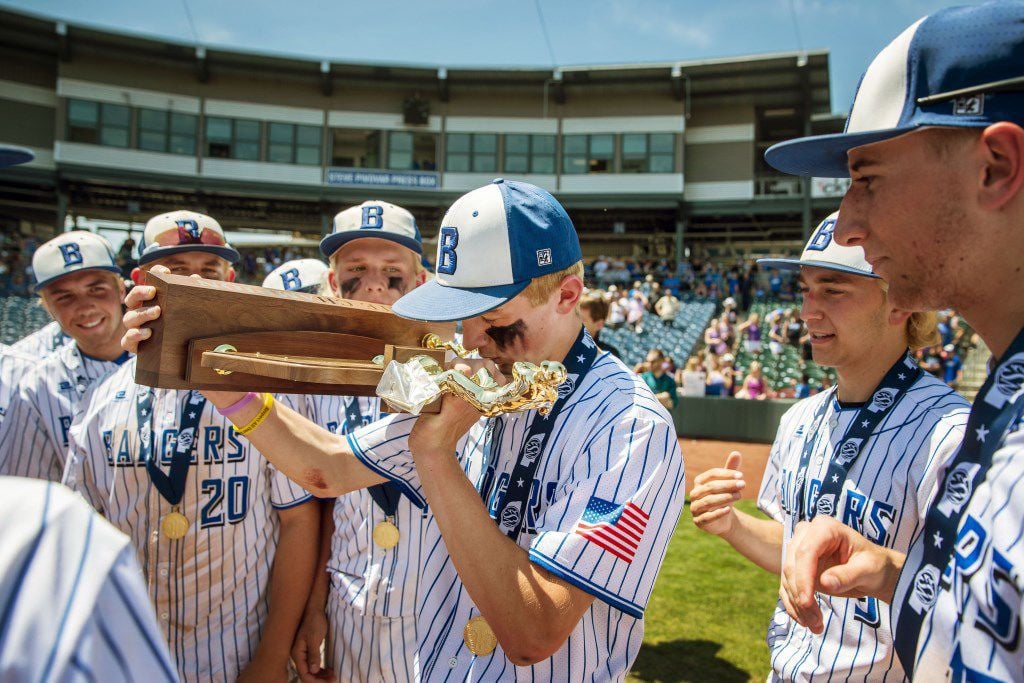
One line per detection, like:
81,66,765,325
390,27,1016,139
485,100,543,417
737,312,762,354
718,316,736,352
768,313,786,356
592,256,609,288
704,354,727,397
768,268,783,297
678,356,706,397
655,289,681,322
578,292,621,359
627,291,646,333
917,344,943,378
941,343,963,390
784,308,804,349
704,318,727,356
936,310,954,346
607,288,626,329
795,372,812,399
735,360,768,400
640,348,678,410
720,352,737,397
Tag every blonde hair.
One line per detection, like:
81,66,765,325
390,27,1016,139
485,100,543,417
522,260,585,306
906,311,940,350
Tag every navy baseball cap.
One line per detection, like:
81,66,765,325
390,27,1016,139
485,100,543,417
0,144,34,169
766,2,1024,178
758,212,880,279
392,179,582,322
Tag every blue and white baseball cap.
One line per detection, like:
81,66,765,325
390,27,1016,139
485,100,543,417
766,2,1024,178
757,212,879,279
392,179,582,322
320,200,422,258
262,258,329,293
138,210,240,266
32,231,121,290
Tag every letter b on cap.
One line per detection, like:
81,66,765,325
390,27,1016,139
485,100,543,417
361,205,384,229
807,218,836,252
59,243,83,267
280,268,302,291
437,227,458,275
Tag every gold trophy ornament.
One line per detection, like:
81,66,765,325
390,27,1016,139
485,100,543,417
376,335,568,417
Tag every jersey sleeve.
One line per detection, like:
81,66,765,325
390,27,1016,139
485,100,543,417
65,385,112,515
346,413,427,509
0,382,65,482
758,403,803,523
527,412,686,619
70,545,180,682
910,398,971,519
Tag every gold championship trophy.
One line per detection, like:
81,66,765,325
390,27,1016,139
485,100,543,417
135,270,567,416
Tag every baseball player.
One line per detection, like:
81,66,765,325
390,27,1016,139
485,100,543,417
9,319,70,359
262,258,329,294
765,4,1024,680
690,213,969,679
65,210,319,682
0,231,130,482
0,476,179,682
123,179,687,680
262,203,428,682
0,344,33,426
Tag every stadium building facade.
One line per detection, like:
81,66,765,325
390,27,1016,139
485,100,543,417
0,7,846,261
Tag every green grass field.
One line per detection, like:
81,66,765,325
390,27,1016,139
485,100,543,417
628,501,779,683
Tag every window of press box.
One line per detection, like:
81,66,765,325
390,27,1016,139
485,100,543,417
446,133,497,173
205,116,261,161
268,122,322,166
388,131,437,171
503,134,556,175
66,99,131,148
331,128,381,168
137,108,198,156
621,133,675,173
562,134,613,174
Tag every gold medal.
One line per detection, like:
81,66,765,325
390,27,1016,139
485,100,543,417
161,508,190,540
463,616,497,656
372,519,400,549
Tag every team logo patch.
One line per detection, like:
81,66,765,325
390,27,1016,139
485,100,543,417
953,94,984,116
836,437,863,465
115,390,127,400
936,462,981,517
794,425,805,437
536,248,552,267
867,388,898,413
985,353,1024,409
58,380,73,392
498,501,522,534
581,334,596,349
908,564,941,614
176,427,195,453
521,434,545,466
815,493,836,517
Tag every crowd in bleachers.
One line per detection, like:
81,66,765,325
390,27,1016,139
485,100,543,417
582,255,979,403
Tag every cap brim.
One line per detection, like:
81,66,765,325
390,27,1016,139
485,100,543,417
0,145,34,169
33,265,122,291
391,278,530,322
138,244,240,265
320,231,422,258
756,257,879,279
764,126,917,178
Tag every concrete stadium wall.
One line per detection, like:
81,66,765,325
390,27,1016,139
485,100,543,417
672,396,795,443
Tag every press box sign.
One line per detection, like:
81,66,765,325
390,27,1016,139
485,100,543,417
325,168,440,189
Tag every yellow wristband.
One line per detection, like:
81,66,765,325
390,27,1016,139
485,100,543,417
234,392,275,436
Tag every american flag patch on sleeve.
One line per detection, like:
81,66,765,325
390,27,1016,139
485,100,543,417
574,496,649,563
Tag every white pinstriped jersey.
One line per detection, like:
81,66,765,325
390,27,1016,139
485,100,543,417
306,394,425,681
348,349,686,680
0,477,178,683
0,343,34,426
11,320,70,359
892,392,1024,681
0,343,128,481
757,372,969,681
65,357,314,683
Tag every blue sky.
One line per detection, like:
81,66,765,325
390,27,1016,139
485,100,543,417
1,0,982,113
